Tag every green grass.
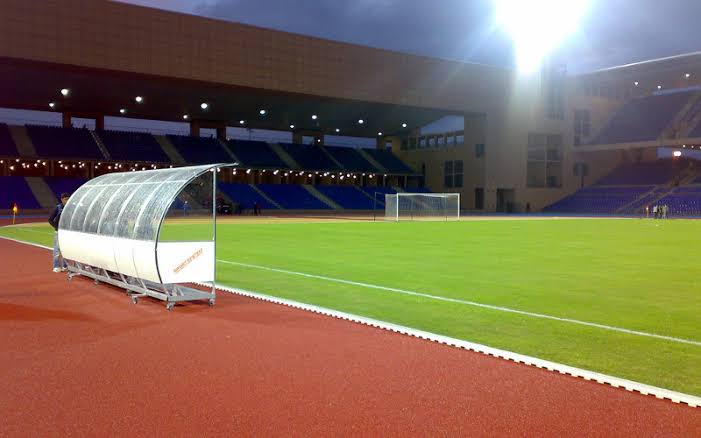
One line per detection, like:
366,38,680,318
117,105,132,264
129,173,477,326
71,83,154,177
2,218,700,396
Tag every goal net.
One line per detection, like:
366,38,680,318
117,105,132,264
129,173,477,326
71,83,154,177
384,193,460,221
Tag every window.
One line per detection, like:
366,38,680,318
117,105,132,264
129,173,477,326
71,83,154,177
527,133,562,188
475,143,485,158
444,160,463,188
542,65,565,120
573,109,591,146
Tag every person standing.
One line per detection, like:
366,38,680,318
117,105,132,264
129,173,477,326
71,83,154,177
48,192,70,273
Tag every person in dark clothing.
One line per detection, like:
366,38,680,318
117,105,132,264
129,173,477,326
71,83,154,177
49,192,71,272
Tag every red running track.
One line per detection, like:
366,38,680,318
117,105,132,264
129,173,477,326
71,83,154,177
0,239,699,437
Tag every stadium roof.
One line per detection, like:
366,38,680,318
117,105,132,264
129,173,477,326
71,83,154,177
0,57,454,138
0,0,509,137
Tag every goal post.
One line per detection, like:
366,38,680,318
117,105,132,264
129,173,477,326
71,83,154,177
383,193,460,221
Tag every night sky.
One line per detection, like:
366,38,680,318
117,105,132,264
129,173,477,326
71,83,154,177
122,0,701,73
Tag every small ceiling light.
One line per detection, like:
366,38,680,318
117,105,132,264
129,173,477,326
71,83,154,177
402,123,407,128
312,114,318,120
49,102,56,109
119,108,126,114
358,119,364,124
60,88,70,96
183,114,189,120
290,124,295,129
259,109,267,115
135,96,143,103
239,120,245,125
200,102,208,110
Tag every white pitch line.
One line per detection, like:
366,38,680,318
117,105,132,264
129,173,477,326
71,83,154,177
217,259,701,347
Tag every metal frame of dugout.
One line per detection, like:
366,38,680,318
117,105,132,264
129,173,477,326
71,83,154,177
58,163,234,311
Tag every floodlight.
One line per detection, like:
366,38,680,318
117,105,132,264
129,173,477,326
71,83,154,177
49,102,56,109
60,88,70,96
239,120,245,125
290,124,295,129
402,123,407,128
685,73,691,78
335,128,340,133
120,108,126,114
200,102,209,110
495,0,591,72
358,119,364,124
259,109,267,115
183,114,189,120
378,132,383,136
674,151,682,157
135,96,143,103
312,114,318,120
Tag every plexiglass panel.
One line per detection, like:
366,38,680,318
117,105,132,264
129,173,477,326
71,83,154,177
58,164,218,242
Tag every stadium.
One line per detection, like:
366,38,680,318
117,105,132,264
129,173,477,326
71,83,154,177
0,0,700,435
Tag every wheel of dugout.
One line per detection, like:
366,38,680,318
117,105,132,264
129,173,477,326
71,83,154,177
208,299,215,307
166,303,174,311
131,296,138,305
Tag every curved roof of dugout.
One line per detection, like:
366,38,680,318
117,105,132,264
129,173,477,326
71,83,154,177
58,164,223,242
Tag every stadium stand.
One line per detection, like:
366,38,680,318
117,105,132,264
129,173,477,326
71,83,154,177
257,184,331,209
224,139,289,169
277,143,341,171
167,135,232,164
363,148,415,174
0,176,41,209
595,161,682,185
315,185,375,209
323,146,379,173
26,125,104,160
591,90,694,144
97,130,171,163
0,124,18,157
543,186,654,214
44,177,88,199
218,183,278,210
656,186,701,216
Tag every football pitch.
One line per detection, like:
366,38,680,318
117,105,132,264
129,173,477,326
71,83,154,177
2,217,699,396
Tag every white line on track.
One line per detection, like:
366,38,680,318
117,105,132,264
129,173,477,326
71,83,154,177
1,233,699,408
217,259,701,347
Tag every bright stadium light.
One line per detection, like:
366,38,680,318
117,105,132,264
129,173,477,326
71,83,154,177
259,109,267,115
402,123,407,128
634,81,639,86
183,114,189,120
358,119,364,124
335,128,340,133
120,108,126,114
135,96,143,103
312,114,318,120
685,73,691,78
239,120,245,125
290,124,295,129
49,102,56,109
495,0,591,72
200,102,208,110
60,88,70,96
657,85,662,90
674,151,682,157
378,132,383,136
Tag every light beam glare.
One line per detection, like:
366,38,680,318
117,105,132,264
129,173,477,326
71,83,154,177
495,0,591,72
